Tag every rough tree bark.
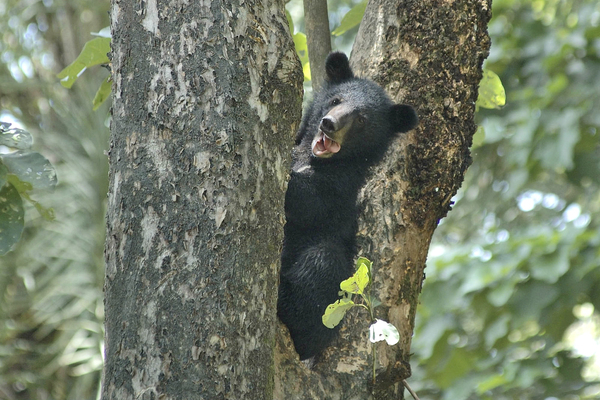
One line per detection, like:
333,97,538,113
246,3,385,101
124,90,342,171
103,0,491,398
274,0,491,399
102,0,302,399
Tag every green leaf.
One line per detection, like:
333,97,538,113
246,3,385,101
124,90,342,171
6,174,33,192
57,37,111,89
285,9,294,33
322,298,356,328
340,259,370,294
0,182,24,255
356,256,372,272
290,31,310,81
0,122,33,149
472,126,485,149
332,1,368,36
302,62,311,81
1,151,58,190
93,76,112,110
476,69,506,109
293,32,307,55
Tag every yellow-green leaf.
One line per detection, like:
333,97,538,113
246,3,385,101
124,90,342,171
340,261,370,294
302,62,311,81
293,32,308,62
476,69,506,109
285,9,294,34
356,256,372,273
93,76,112,110
322,298,355,329
332,1,368,36
57,37,111,89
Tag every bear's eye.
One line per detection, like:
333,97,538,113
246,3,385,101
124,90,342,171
357,115,366,125
330,98,341,106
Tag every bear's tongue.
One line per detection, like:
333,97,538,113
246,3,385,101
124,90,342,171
313,133,340,156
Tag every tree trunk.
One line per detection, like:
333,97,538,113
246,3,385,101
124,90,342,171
103,0,491,398
274,0,491,399
303,0,332,91
102,0,302,398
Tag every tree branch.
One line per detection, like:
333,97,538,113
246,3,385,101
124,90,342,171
303,0,332,91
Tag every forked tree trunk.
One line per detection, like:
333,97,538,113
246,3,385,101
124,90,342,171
103,0,491,398
274,0,491,399
102,0,302,398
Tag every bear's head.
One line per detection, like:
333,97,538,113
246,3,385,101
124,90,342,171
309,52,418,164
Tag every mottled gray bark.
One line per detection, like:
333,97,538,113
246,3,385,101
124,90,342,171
102,0,302,399
303,0,332,91
274,0,492,399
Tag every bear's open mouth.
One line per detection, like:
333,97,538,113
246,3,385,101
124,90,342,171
312,130,341,157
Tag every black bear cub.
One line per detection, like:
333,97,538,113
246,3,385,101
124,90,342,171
277,52,418,361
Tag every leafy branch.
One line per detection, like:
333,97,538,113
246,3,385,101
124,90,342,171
57,28,112,110
322,258,399,378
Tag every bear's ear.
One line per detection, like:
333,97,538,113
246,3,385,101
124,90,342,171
389,104,418,134
325,52,354,84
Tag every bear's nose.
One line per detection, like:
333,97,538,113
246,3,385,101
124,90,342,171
320,116,338,134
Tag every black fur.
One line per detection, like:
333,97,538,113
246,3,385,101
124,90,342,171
277,52,418,361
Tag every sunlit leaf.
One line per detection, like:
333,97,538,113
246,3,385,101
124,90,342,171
476,69,506,109
93,76,112,110
302,61,311,81
322,298,355,329
340,260,370,294
0,182,24,255
57,37,111,89
332,1,367,36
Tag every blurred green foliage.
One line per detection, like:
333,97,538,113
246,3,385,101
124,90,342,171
0,123,58,255
412,0,600,398
0,0,109,398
